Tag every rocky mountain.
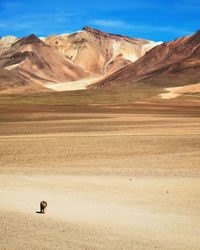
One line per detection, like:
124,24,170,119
0,34,86,91
0,27,160,92
94,30,200,88
0,36,18,53
43,27,160,75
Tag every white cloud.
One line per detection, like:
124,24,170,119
174,0,200,12
0,23,8,28
1,1,22,9
91,19,127,28
89,19,193,36
0,11,78,36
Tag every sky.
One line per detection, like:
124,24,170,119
0,0,199,42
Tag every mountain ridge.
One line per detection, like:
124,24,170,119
43,27,160,76
0,27,199,97
0,33,86,91
93,30,200,88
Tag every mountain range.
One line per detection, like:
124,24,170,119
95,30,200,87
0,27,199,98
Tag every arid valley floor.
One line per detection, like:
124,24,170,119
0,100,200,250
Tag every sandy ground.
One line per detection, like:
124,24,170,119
1,175,200,250
160,83,200,99
0,103,200,249
45,77,102,91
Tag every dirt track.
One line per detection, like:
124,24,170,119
0,103,200,249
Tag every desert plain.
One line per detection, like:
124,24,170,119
0,99,200,250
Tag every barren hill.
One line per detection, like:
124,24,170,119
94,30,200,88
43,27,160,75
0,28,160,93
0,34,86,91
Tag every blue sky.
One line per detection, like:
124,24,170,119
0,0,199,41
